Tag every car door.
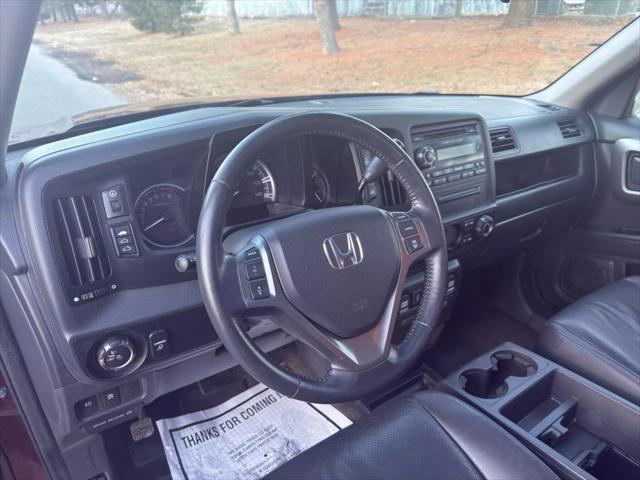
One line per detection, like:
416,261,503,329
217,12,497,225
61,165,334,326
535,69,640,308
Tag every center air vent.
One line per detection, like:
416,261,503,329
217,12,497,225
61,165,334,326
489,127,517,154
379,171,406,207
53,195,111,287
558,119,582,139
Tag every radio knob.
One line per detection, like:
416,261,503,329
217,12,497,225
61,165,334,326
96,335,136,372
414,145,438,169
475,215,495,238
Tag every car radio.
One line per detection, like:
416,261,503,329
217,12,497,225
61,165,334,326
412,122,487,188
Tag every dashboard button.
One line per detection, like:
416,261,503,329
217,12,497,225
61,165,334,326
101,185,128,218
116,236,134,246
462,171,474,179
113,224,132,237
463,163,475,170
433,178,446,186
149,330,170,360
102,388,120,407
244,247,260,261
432,170,445,178
118,244,137,256
447,174,461,182
246,261,265,280
404,236,423,254
249,280,270,300
475,168,487,175
78,396,99,417
453,165,464,172
398,220,418,238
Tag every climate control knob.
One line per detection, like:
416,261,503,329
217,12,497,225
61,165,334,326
414,145,438,170
475,215,495,238
96,335,136,372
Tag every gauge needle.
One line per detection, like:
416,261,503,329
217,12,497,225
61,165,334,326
144,217,166,232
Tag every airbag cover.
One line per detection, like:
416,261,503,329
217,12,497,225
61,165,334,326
263,206,400,338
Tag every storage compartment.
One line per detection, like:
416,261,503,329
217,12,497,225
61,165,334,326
501,371,640,479
495,147,579,197
459,350,537,399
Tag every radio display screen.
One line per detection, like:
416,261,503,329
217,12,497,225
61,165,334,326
437,142,477,161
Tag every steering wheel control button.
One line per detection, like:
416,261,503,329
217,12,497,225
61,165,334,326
77,396,99,418
102,388,121,407
149,330,170,360
96,336,136,372
404,236,423,254
398,220,418,238
244,247,260,261
101,184,129,218
245,260,266,280
249,280,270,300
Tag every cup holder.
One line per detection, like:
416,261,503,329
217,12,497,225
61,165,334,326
459,350,537,399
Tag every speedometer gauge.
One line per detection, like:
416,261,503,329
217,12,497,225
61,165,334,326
135,184,193,248
231,160,277,209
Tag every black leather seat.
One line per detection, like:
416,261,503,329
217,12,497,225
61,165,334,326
267,391,557,480
538,276,640,405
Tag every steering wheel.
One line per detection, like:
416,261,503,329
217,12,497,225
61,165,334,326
197,112,447,403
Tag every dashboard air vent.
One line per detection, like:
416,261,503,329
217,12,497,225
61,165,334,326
558,119,582,139
53,195,111,286
489,127,517,153
379,171,406,207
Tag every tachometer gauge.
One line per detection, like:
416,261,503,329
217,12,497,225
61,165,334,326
231,160,277,209
308,165,329,208
135,184,193,248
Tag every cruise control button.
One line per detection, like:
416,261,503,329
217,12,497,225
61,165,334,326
404,236,423,254
249,280,270,300
245,261,265,280
398,220,418,238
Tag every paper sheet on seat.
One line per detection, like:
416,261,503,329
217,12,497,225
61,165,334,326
156,383,352,480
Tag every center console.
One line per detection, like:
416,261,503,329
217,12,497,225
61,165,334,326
442,343,640,480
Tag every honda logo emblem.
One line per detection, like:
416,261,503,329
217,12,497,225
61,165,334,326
322,232,364,270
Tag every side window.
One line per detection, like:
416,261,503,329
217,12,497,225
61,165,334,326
631,89,640,119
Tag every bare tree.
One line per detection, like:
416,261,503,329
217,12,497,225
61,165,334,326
502,0,535,28
98,0,110,20
328,0,341,31
315,0,340,54
226,0,240,35
454,0,464,18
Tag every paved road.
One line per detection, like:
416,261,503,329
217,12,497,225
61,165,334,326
10,44,127,144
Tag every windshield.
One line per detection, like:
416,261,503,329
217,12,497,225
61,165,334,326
10,0,637,145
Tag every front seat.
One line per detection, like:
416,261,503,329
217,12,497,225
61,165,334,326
268,391,558,480
537,276,640,404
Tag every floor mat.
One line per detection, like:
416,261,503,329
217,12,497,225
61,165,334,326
156,383,352,480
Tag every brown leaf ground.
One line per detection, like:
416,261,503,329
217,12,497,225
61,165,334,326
34,15,630,102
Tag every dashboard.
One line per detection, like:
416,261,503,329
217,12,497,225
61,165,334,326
2,95,596,448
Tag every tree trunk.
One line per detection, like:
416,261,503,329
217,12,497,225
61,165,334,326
98,0,109,20
65,1,79,23
328,0,341,31
315,0,340,54
502,0,535,28
226,0,241,35
455,0,464,18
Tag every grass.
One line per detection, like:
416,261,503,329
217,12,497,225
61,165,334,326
34,15,630,103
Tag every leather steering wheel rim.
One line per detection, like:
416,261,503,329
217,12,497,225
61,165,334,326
197,112,447,403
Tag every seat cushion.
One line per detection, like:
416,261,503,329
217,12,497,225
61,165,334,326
537,276,640,404
267,391,557,480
